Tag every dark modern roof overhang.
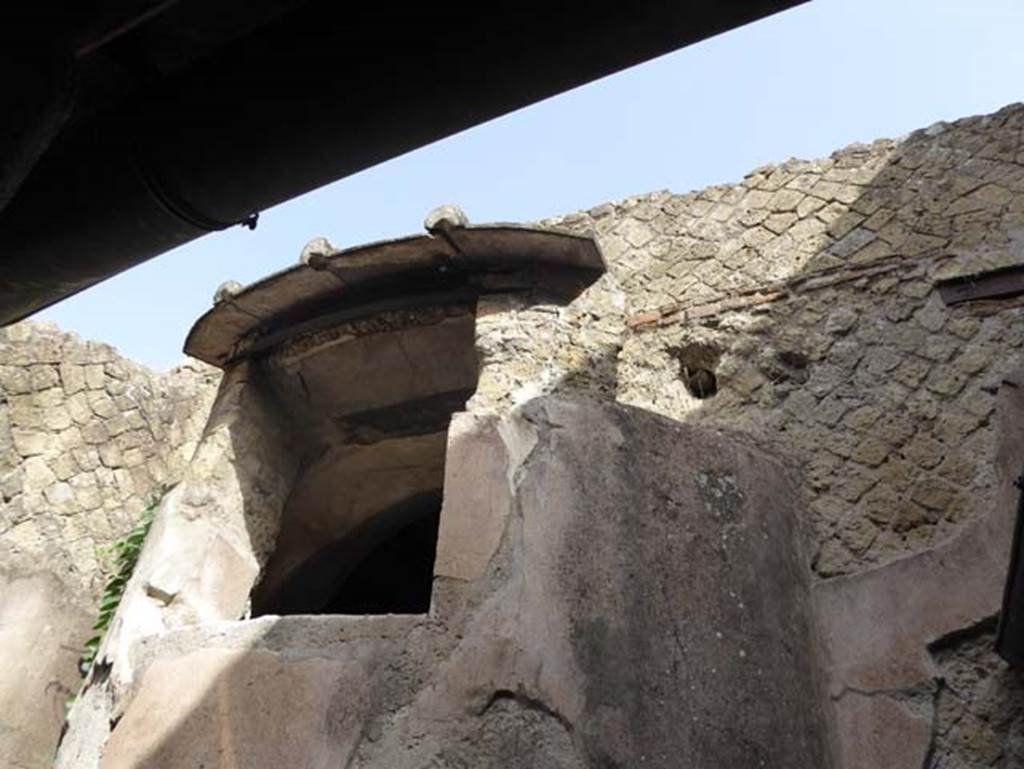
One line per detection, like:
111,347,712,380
0,0,807,325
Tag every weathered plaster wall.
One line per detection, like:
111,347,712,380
81,400,832,769
0,321,219,769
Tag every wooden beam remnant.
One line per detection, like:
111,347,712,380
936,263,1024,306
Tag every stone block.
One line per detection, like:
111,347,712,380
57,426,83,451
80,422,109,445
900,431,944,469
66,392,92,425
128,466,152,497
954,346,991,375
842,405,880,432
910,478,958,511
839,515,877,553
8,400,42,429
108,414,130,437
11,429,52,457
925,367,967,396
94,467,115,489
112,394,136,411
72,447,101,472
75,484,103,511
43,481,76,512
434,413,510,582
914,296,947,333
86,390,117,419
768,187,805,212
98,443,123,469
116,429,147,450
146,458,167,485
825,307,858,335
41,404,72,431
105,360,129,380
124,410,146,431
0,572,91,769
84,364,105,390
28,364,59,390
100,650,364,769
892,498,931,531
0,468,24,500
833,693,931,769
59,362,86,394
113,469,135,496
0,366,32,394
50,453,77,482
32,387,63,408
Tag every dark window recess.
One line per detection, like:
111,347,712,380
335,389,475,445
996,473,1024,666
258,491,443,616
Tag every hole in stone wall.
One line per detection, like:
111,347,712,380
760,348,810,385
670,342,721,399
776,350,809,371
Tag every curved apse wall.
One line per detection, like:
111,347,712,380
186,216,607,618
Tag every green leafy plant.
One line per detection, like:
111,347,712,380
78,488,168,676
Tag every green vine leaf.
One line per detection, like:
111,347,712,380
77,487,169,677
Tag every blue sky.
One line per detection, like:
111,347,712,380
39,0,1024,370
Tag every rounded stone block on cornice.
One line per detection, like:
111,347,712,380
299,236,338,269
212,280,243,305
424,204,469,234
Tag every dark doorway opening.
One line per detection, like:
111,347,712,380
254,490,443,616
324,506,440,614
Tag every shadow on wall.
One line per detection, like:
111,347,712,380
260,490,444,616
85,391,833,768
66,103,1024,769
606,104,1024,769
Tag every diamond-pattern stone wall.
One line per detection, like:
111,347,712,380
0,321,219,597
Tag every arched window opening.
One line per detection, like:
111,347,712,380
253,491,442,616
